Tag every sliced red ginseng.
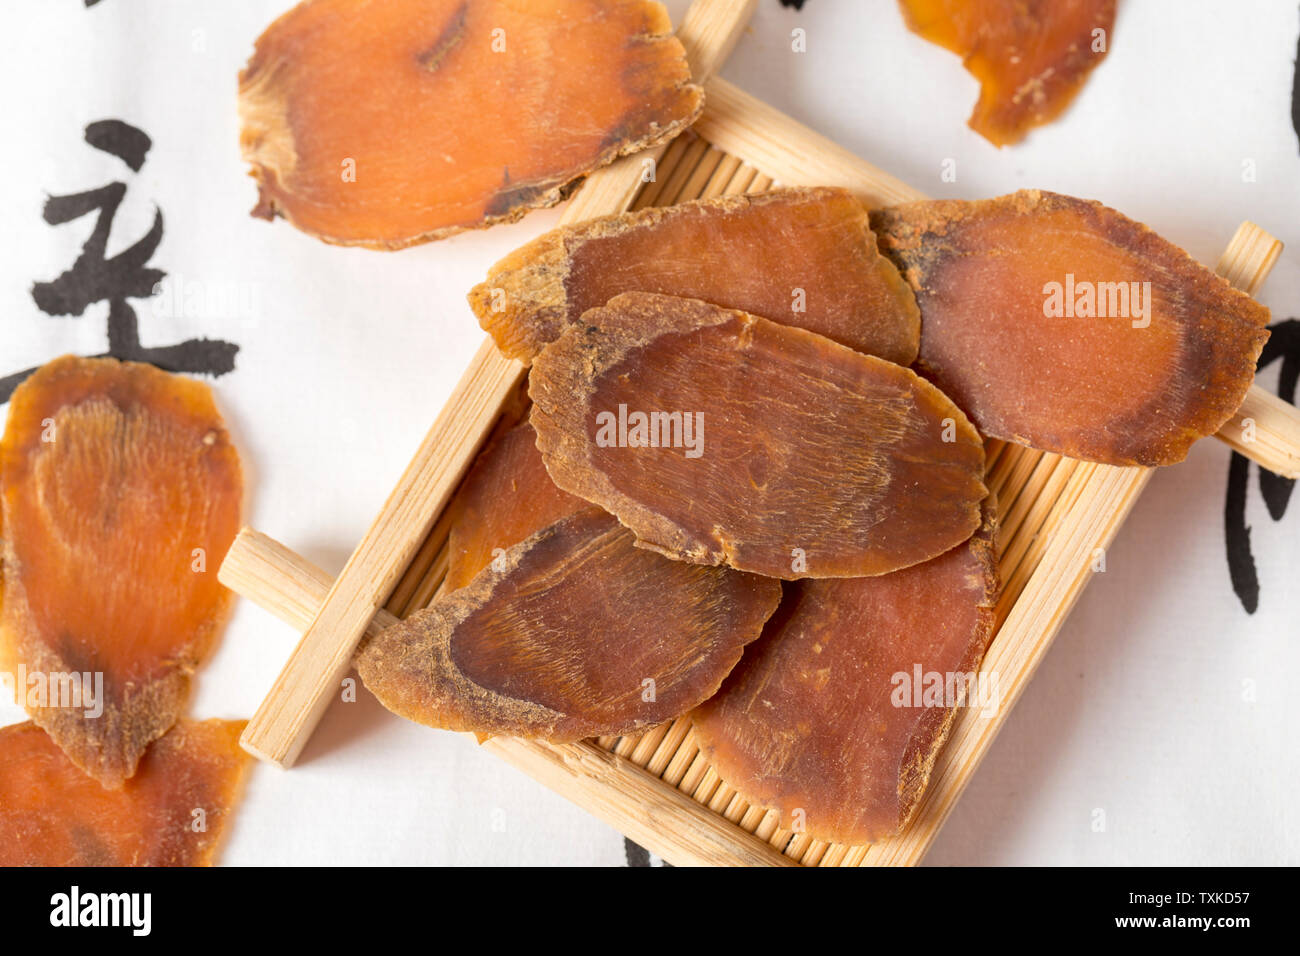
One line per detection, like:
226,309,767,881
0,356,243,787
355,507,781,741
239,0,702,247
469,187,921,365
0,719,252,866
872,190,1271,465
692,496,999,845
898,0,1117,147
529,292,987,579
443,420,586,593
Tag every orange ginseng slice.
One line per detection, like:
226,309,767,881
444,420,587,592
898,0,1117,146
0,719,251,866
469,187,921,365
356,508,781,741
872,190,1271,465
529,292,986,580
239,0,702,247
0,356,243,787
693,496,999,845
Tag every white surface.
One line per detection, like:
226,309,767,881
0,0,1296,866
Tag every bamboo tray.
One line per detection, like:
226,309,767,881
218,0,1296,866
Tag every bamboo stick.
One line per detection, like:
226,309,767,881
983,439,1009,479
232,0,760,768
995,453,1068,559
720,792,749,824
386,383,529,616
998,457,1073,574
1211,228,1297,476
654,136,712,207
699,153,745,199
622,721,668,763
752,808,781,843
678,751,713,797
698,75,1298,477
735,803,767,831
1217,382,1300,477
630,135,691,210
660,729,701,788
386,506,456,616
642,717,693,774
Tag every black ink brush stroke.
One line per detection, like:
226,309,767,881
624,838,651,867
1225,319,1300,613
2,120,238,404
623,837,672,867
32,184,164,317
0,337,238,405
85,120,151,172
1293,8,1300,153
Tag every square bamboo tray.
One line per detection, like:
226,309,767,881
217,0,1295,866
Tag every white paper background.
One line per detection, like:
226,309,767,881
1,0,1296,866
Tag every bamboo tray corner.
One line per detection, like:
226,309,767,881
217,17,1288,865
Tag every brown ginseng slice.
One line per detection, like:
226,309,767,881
355,508,781,741
0,719,252,866
692,495,1000,846
898,0,1117,147
239,0,702,248
871,190,1271,466
469,187,921,365
0,356,243,788
529,292,987,580
444,420,587,592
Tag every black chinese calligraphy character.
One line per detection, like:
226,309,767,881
1224,318,1299,613
1293,12,1300,153
1,120,238,403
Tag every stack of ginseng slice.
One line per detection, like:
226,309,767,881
350,186,1269,845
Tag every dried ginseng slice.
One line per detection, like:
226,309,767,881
240,0,702,247
872,190,1272,465
356,508,781,741
0,356,243,787
444,421,586,592
692,496,1000,845
898,0,1116,146
529,292,987,579
0,719,251,866
469,187,921,365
